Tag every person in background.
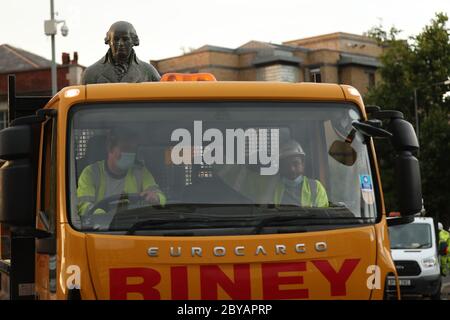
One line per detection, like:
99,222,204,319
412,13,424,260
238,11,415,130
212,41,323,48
438,222,449,276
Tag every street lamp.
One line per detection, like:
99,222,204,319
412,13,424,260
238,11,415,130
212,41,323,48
44,0,69,96
413,77,450,141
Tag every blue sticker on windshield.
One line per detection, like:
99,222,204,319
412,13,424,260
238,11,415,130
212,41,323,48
360,175,373,191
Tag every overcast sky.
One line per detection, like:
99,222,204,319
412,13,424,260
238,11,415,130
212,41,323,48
1,0,449,66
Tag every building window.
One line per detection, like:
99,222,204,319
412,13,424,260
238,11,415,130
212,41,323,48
256,65,299,82
310,68,322,83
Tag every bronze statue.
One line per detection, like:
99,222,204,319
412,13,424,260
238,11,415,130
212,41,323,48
82,21,161,84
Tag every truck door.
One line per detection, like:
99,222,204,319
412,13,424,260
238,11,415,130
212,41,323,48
35,117,57,300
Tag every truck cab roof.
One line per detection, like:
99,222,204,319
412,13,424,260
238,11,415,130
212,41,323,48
46,81,366,118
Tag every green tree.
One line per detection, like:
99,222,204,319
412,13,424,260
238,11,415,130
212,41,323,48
420,107,450,225
365,24,402,45
366,13,450,226
413,13,450,115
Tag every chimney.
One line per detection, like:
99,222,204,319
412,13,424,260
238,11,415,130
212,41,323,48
62,52,70,65
72,51,78,64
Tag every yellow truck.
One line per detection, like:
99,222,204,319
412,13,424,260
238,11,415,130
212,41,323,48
0,73,422,300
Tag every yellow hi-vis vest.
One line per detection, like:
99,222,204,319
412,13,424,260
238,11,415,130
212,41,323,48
439,230,450,276
216,165,328,207
77,160,166,215
273,176,328,207
439,230,450,243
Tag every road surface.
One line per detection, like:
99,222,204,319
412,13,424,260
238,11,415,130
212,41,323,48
441,275,450,300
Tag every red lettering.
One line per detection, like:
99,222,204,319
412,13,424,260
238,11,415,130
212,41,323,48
262,262,308,299
171,266,189,299
200,264,251,299
312,259,360,296
109,268,161,300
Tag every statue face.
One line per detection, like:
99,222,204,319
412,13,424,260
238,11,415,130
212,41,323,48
108,29,133,62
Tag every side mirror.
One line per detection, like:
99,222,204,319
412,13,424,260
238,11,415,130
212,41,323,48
371,110,423,217
395,151,422,216
389,117,422,216
0,124,32,160
0,121,41,227
388,118,419,153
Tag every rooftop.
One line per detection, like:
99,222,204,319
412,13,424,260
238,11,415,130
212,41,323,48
0,44,56,73
283,32,377,46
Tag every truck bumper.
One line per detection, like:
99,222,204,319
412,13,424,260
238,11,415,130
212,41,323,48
388,274,441,297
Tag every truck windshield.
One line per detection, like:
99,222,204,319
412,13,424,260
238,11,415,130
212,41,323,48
389,223,432,249
68,101,378,235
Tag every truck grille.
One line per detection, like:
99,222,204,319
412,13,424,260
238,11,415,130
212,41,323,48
394,260,421,276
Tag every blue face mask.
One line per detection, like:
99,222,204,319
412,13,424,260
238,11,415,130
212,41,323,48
116,152,136,171
282,175,303,188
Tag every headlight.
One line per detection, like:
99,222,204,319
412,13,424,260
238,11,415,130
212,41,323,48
422,256,437,268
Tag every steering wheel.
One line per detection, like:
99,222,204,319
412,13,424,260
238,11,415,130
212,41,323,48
83,193,144,218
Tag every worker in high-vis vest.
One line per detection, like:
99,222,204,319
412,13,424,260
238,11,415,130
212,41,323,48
438,222,450,276
77,128,166,215
217,139,328,207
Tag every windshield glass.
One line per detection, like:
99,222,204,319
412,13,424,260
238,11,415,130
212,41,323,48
389,223,432,249
68,102,378,235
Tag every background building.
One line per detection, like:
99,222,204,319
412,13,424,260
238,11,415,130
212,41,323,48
0,44,84,129
152,32,382,96
0,33,382,130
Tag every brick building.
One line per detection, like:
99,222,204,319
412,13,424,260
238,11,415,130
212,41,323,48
0,44,84,129
152,32,382,96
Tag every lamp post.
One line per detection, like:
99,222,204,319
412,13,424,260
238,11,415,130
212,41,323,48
44,0,68,96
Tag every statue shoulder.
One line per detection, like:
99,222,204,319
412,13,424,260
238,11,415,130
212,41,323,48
81,57,109,84
137,59,161,81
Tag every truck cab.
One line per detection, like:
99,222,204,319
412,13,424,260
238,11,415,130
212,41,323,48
0,75,423,299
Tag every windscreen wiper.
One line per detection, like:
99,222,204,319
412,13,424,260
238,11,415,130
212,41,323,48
121,204,373,235
415,243,431,249
251,214,320,234
124,208,306,235
260,204,358,217
126,216,212,235
124,212,259,235
251,211,375,234
117,203,262,216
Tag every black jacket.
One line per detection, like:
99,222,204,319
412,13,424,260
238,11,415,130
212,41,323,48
82,49,160,84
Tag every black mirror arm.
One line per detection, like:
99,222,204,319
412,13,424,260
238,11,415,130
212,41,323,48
352,121,393,138
344,129,356,144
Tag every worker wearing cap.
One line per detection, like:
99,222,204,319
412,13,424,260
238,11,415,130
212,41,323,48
77,128,166,215
438,222,450,276
217,139,328,207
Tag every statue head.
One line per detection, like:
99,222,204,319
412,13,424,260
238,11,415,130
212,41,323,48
104,21,140,63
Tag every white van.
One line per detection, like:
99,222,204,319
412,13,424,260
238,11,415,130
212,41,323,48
388,217,441,299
